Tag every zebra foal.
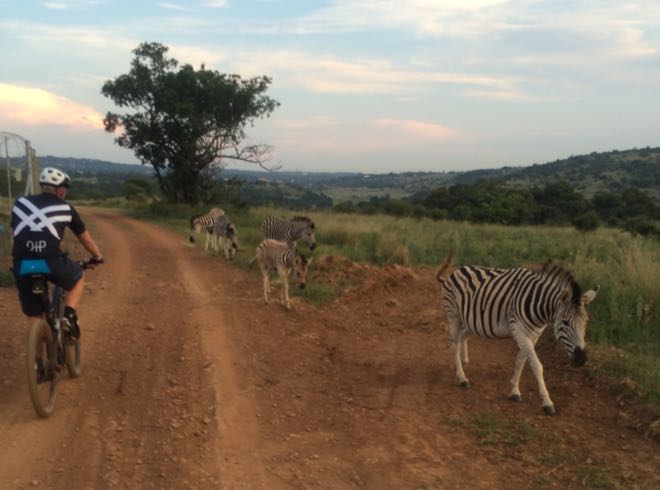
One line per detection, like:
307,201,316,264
255,239,312,310
437,253,598,415
261,216,316,251
212,215,238,260
189,207,224,252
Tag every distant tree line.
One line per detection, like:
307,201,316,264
333,179,660,238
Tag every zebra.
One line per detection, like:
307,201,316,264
254,239,312,310
189,207,224,252
211,215,238,260
261,216,316,251
436,253,599,415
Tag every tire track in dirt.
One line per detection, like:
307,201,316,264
0,210,259,489
133,214,272,489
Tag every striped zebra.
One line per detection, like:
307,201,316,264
255,239,312,310
437,253,598,415
212,215,238,260
189,207,224,251
261,216,316,251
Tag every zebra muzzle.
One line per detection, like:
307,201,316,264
298,283,306,290
572,347,587,367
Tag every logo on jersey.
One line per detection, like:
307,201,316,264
26,240,48,253
12,197,72,239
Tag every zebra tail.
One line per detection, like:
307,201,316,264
436,251,454,283
247,256,258,270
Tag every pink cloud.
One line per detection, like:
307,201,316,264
0,83,104,131
375,118,465,141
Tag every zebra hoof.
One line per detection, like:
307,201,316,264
509,394,522,402
458,380,470,389
543,405,556,416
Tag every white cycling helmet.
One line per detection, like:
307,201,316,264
39,167,71,188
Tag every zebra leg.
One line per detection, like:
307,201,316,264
513,331,555,415
449,317,470,388
461,336,469,364
509,332,540,401
278,266,291,310
260,267,270,304
508,350,527,402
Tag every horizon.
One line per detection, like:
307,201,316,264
40,143,658,177
1,1,659,173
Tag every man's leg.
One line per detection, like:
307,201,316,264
62,275,85,339
26,315,41,327
65,274,84,311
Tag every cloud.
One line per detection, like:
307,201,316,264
228,50,522,96
156,2,195,12
0,83,104,130
261,116,468,161
272,116,339,129
42,0,105,10
0,20,135,51
374,118,466,141
205,0,228,7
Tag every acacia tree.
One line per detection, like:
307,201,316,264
102,42,280,204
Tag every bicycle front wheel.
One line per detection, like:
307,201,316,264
26,319,57,417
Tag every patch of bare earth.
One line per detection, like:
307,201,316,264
0,209,657,489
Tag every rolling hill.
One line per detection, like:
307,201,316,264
35,146,660,204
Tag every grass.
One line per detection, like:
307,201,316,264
441,413,538,447
577,465,622,489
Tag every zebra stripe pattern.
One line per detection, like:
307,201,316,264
189,207,224,251
212,215,238,260
261,216,316,250
255,239,312,310
437,254,598,415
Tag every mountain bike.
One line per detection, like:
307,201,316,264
25,258,101,417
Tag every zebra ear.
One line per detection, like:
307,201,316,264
582,286,599,305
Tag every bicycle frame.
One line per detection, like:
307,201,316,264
31,276,65,338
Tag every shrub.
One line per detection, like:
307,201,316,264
573,211,600,232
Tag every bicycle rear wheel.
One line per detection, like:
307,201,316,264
64,335,82,378
26,319,57,417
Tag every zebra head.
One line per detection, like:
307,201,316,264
294,254,313,290
226,223,239,253
552,280,599,367
189,214,202,243
292,216,316,251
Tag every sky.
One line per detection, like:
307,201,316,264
1,1,659,174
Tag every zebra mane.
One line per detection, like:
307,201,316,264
291,216,315,229
538,260,582,304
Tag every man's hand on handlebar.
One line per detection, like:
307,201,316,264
81,256,104,269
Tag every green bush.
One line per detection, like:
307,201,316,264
573,210,600,232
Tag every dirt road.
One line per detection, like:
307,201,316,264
0,210,658,489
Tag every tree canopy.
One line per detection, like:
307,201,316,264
102,42,280,204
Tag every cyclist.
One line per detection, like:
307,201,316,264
11,167,104,338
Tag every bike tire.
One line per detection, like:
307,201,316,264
64,337,82,378
26,319,57,418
